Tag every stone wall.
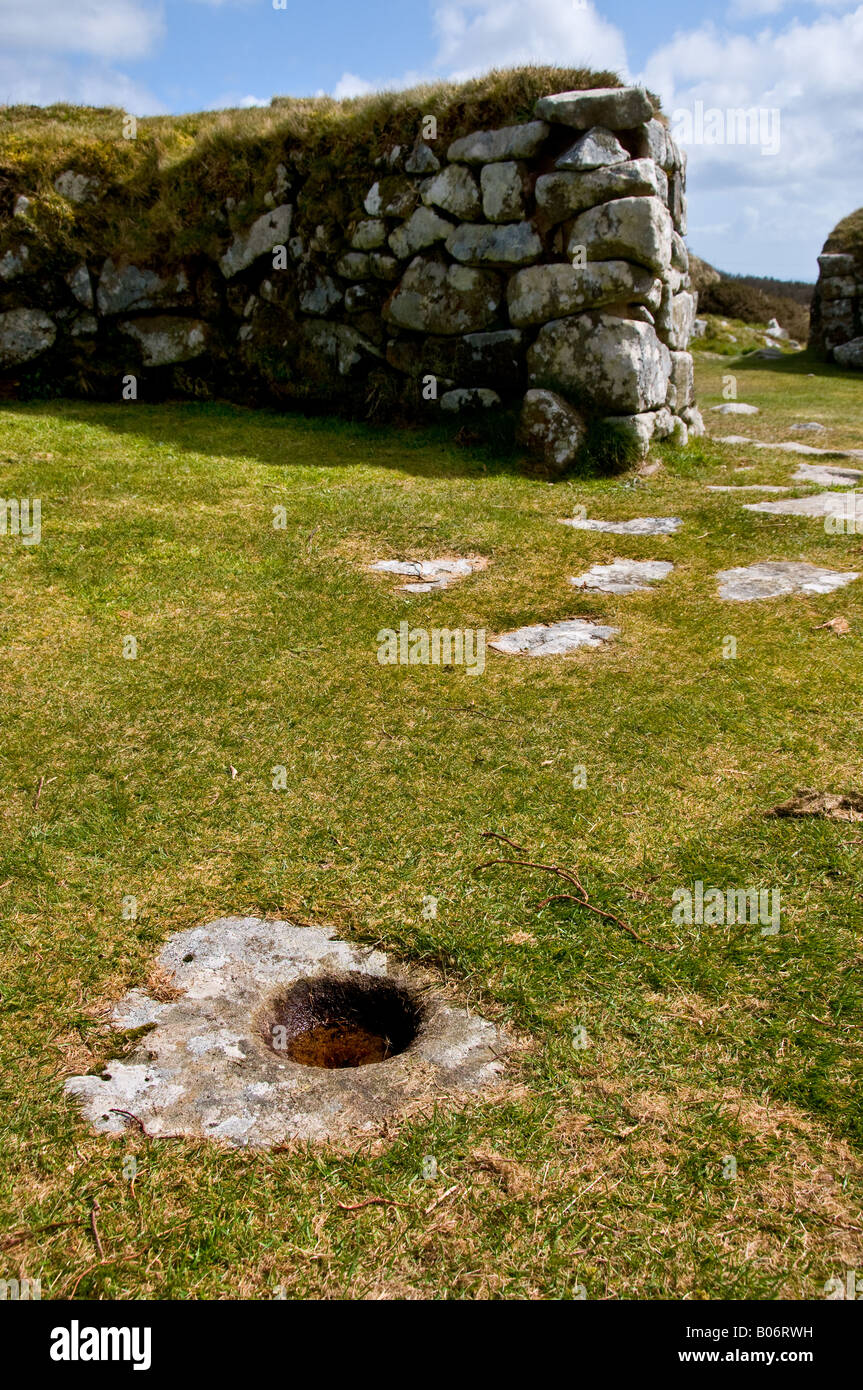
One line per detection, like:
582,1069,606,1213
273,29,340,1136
809,215,863,369
0,84,702,470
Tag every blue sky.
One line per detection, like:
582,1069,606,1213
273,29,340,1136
3,0,863,281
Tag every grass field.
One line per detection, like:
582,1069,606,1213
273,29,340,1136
1,349,861,1300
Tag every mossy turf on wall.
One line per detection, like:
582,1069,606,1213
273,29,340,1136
0,67,698,471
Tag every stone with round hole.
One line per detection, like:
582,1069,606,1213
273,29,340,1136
64,918,509,1146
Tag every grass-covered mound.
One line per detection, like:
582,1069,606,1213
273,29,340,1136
689,256,811,344
821,206,863,265
0,67,643,269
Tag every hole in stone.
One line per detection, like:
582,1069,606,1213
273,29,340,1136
261,974,423,1069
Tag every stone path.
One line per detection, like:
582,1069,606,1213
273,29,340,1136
710,402,760,416
489,618,619,656
715,561,860,601
714,436,863,460
706,484,791,492
561,515,682,535
791,462,863,487
368,444,863,654
743,491,863,519
569,560,673,594
369,557,486,592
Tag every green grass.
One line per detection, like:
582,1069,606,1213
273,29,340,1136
693,313,803,357
0,362,861,1299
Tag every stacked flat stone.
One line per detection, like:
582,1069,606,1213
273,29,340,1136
0,85,701,469
809,223,863,368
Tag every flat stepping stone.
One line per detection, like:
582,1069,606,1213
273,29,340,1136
789,423,827,433
710,402,760,415
714,436,863,459
489,618,618,656
561,515,682,535
369,557,485,592
570,560,673,594
791,462,863,488
743,491,863,519
716,561,860,601
707,484,791,492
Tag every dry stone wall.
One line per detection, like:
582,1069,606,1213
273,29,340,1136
809,221,863,369
0,85,702,470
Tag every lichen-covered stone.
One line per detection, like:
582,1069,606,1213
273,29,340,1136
716,562,860,602
656,288,697,350
834,336,863,369
120,316,209,366
440,387,501,411
351,219,387,250
445,221,542,267
571,560,673,594
480,162,527,222
383,256,503,335
535,87,653,129
490,618,619,656
298,269,342,316
363,176,418,219
555,126,628,171
667,350,694,410
405,142,440,174
336,251,373,280
97,258,190,315
369,253,401,281
66,263,93,308
528,312,671,413
53,169,101,203
517,389,586,474
567,196,673,276
421,165,482,221
561,513,682,535
536,159,662,224
388,205,453,259
0,245,29,280
508,260,658,327
0,307,56,365
447,121,549,164
301,320,382,376
219,204,293,278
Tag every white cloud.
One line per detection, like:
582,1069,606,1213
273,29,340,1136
0,52,164,112
0,0,163,61
333,72,377,100
432,0,628,81
640,8,863,278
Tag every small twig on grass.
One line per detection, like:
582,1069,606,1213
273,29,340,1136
474,850,675,951
109,1109,146,1133
34,776,56,811
424,1184,461,1216
89,1200,104,1260
0,1220,81,1252
334,1197,410,1213
481,830,528,854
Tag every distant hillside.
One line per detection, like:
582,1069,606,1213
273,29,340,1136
689,256,811,343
